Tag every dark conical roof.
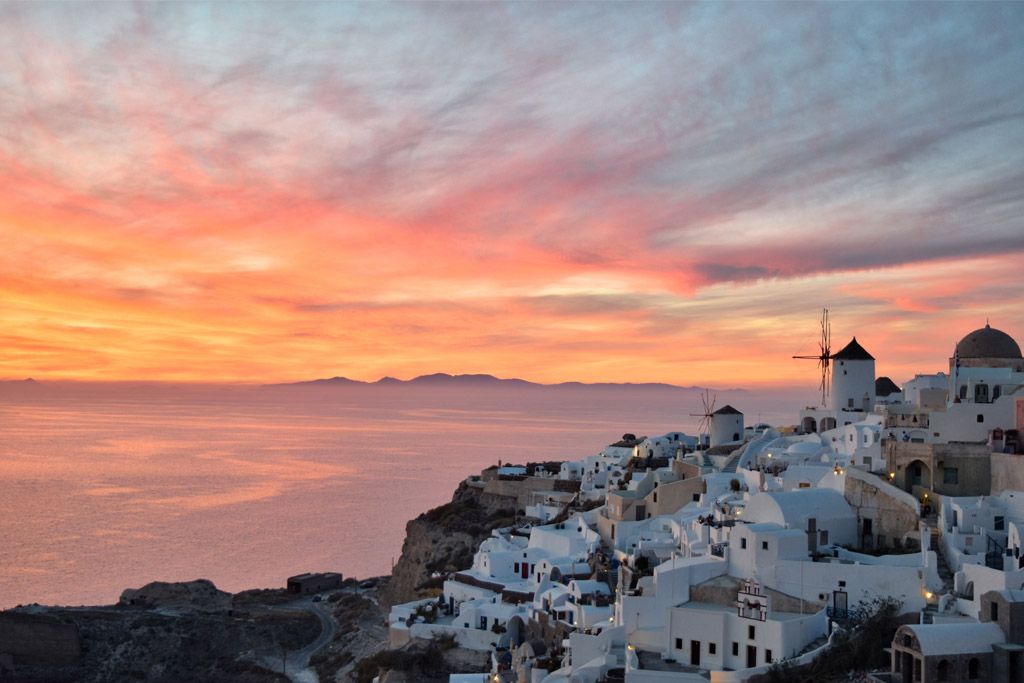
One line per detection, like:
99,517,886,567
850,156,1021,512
875,376,901,397
832,337,874,361
956,324,1021,359
713,405,742,415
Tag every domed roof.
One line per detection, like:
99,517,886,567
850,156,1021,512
956,324,1021,359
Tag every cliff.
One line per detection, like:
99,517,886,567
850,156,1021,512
378,480,518,609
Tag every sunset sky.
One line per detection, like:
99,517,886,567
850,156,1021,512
1,1,1022,388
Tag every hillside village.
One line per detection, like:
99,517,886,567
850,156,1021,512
387,322,1024,683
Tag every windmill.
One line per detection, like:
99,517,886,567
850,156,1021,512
793,308,832,407
689,388,717,447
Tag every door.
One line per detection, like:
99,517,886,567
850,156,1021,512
690,640,700,667
833,591,848,618
521,562,528,579
746,645,757,668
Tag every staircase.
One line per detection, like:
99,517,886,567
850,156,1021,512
722,453,741,473
929,524,955,595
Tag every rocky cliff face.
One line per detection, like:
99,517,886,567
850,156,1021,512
3,583,318,683
379,480,518,609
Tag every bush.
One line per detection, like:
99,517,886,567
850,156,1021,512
352,642,448,683
765,597,903,682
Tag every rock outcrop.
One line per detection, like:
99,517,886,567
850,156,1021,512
0,612,81,667
4,581,320,682
379,480,518,609
119,578,232,612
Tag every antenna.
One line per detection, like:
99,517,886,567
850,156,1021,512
792,308,832,408
689,388,717,445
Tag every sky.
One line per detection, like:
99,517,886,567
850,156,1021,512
1,1,1022,389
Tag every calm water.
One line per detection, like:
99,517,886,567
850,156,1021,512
0,382,804,608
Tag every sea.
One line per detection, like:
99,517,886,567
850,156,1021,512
0,381,807,609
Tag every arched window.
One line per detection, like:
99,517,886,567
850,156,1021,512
968,657,980,679
937,659,949,681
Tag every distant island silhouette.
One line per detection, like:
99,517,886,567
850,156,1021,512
262,373,745,392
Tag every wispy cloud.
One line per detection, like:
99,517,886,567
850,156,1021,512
1,2,1022,388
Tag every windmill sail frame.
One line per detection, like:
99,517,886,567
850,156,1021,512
792,308,832,408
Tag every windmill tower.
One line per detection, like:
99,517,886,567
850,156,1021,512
710,405,744,447
689,389,716,448
793,308,832,408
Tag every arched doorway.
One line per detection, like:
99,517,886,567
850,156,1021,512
505,615,526,649
801,416,817,433
906,459,931,494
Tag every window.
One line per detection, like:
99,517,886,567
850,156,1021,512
514,563,520,572
709,642,716,654
944,468,959,485
675,638,683,649
748,625,755,639
995,516,1005,531
765,649,773,664
848,398,854,408
968,657,980,679
838,581,846,588
741,538,747,549
479,616,487,629
991,601,999,621
732,642,739,656
762,541,769,550
977,414,985,423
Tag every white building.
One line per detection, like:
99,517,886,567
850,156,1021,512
710,406,744,448
831,337,876,416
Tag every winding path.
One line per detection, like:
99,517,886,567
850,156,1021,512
261,597,338,683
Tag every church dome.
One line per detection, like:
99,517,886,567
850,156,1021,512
956,324,1022,359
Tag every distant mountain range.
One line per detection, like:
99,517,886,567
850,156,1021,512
262,373,737,392
0,374,744,393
